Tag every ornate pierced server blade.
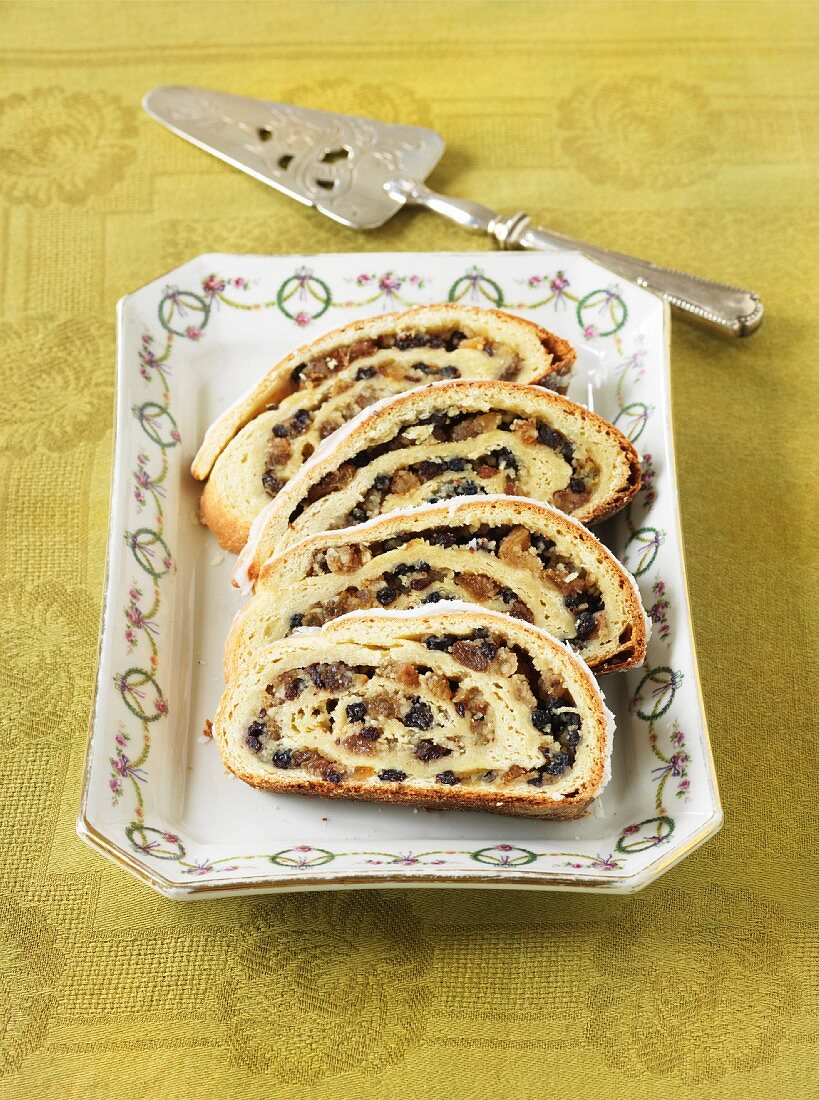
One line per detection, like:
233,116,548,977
143,85,445,229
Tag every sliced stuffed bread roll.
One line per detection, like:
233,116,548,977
196,304,575,551
226,496,647,678
214,604,613,819
235,379,641,583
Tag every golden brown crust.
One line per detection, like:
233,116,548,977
216,765,592,820
199,477,250,554
192,303,576,482
238,379,641,581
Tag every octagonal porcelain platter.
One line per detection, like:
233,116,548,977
78,250,721,897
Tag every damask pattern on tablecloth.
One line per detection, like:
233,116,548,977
0,4,815,1097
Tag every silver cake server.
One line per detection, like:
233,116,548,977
143,86,762,337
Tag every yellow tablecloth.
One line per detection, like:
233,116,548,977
1,2,816,1096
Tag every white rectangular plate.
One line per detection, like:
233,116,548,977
79,251,721,897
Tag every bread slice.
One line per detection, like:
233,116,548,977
196,304,576,551
234,379,641,584
214,603,613,820
226,496,648,679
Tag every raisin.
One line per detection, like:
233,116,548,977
451,639,490,671
484,341,494,357
369,693,401,719
373,473,391,491
291,363,307,383
415,739,452,762
284,677,305,701
458,572,500,600
271,748,292,769
500,587,518,605
439,366,460,378
446,457,467,472
355,366,376,380
247,718,267,740
423,591,443,603
378,769,407,782
409,573,433,591
307,664,325,688
543,752,572,776
311,463,356,499
569,477,587,494
531,707,553,732
268,437,292,465
436,770,460,785
445,330,467,351
261,471,285,496
495,446,518,471
454,702,466,718
559,710,582,732
392,662,420,689
429,478,481,503
377,586,397,606
324,769,344,784
418,460,443,481
359,726,381,741
390,469,421,495
427,530,456,546
455,478,480,496
537,423,566,450
561,728,581,749
349,505,368,524
272,423,289,438
425,634,455,651
307,662,352,691
588,592,604,613
509,600,534,623
538,427,574,464
574,611,596,640
346,702,366,722
343,733,377,756
403,698,434,730
566,591,604,613
451,412,501,441
289,613,304,629
245,732,263,753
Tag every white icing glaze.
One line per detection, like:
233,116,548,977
233,498,281,593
